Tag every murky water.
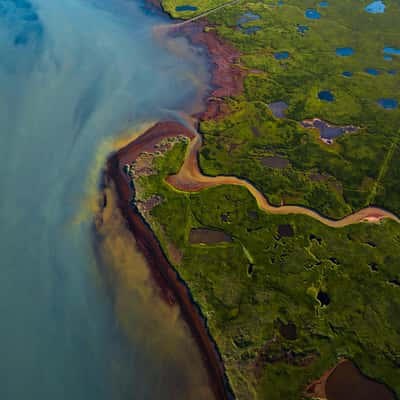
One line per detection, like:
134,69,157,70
0,0,212,399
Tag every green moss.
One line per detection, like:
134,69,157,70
132,143,400,399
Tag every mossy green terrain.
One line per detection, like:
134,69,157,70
132,142,400,399
133,1,400,398
163,0,400,218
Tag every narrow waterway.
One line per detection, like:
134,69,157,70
0,0,212,399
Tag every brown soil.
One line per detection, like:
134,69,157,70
189,228,232,244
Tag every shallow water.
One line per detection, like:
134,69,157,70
0,0,213,399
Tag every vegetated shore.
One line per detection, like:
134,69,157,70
104,122,233,400
102,2,400,400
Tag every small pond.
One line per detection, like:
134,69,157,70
297,24,309,33
318,90,335,101
319,1,329,7
365,68,380,75
262,156,290,169
326,360,394,400
342,71,353,77
317,290,330,306
388,70,397,75
365,0,385,14
384,55,393,61
336,47,354,56
278,224,295,237
274,51,290,60
268,101,288,118
305,9,321,19
384,47,400,55
189,228,232,245
175,5,198,12
302,119,358,139
237,11,261,25
377,98,398,109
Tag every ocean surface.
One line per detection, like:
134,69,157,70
0,0,212,399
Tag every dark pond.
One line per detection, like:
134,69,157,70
297,24,309,33
388,70,397,75
262,156,290,169
269,101,289,117
365,1,386,14
244,26,262,34
365,68,380,75
278,224,295,237
175,5,198,12
189,228,232,245
302,119,358,139
279,321,297,340
336,47,354,56
342,71,353,77
274,51,290,60
318,90,335,102
326,360,394,400
237,11,261,25
317,290,330,306
378,98,398,109
305,9,321,19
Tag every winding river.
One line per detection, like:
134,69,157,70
0,1,213,399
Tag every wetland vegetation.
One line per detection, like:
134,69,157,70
129,0,400,398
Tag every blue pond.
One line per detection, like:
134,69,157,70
384,47,400,55
342,71,353,77
244,26,262,34
365,68,380,75
175,5,198,12
336,47,354,56
305,9,321,19
319,1,329,7
274,51,290,60
365,1,385,13
384,55,393,61
318,91,335,102
378,99,398,109
297,25,309,33
238,11,261,25
388,70,397,75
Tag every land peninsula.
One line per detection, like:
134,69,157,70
103,0,400,398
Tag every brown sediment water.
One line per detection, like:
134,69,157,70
94,181,216,400
167,126,400,228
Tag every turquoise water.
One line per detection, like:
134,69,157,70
175,5,198,12
336,47,354,56
365,0,385,13
384,47,400,55
305,9,321,19
0,0,212,399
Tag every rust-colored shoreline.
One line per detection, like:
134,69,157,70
105,122,234,400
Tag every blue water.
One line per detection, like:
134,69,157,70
365,0,385,13
244,26,262,34
318,90,335,101
388,70,397,75
305,9,321,19
274,51,290,60
297,24,309,33
384,47,400,55
0,0,213,399
319,1,329,7
237,11,261,25
175,5,198,12
384,55,393,61
365,68,380,75
342,71,353,77
336,47,354,56
378,99,398,109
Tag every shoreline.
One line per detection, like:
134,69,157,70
104,122,234,400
